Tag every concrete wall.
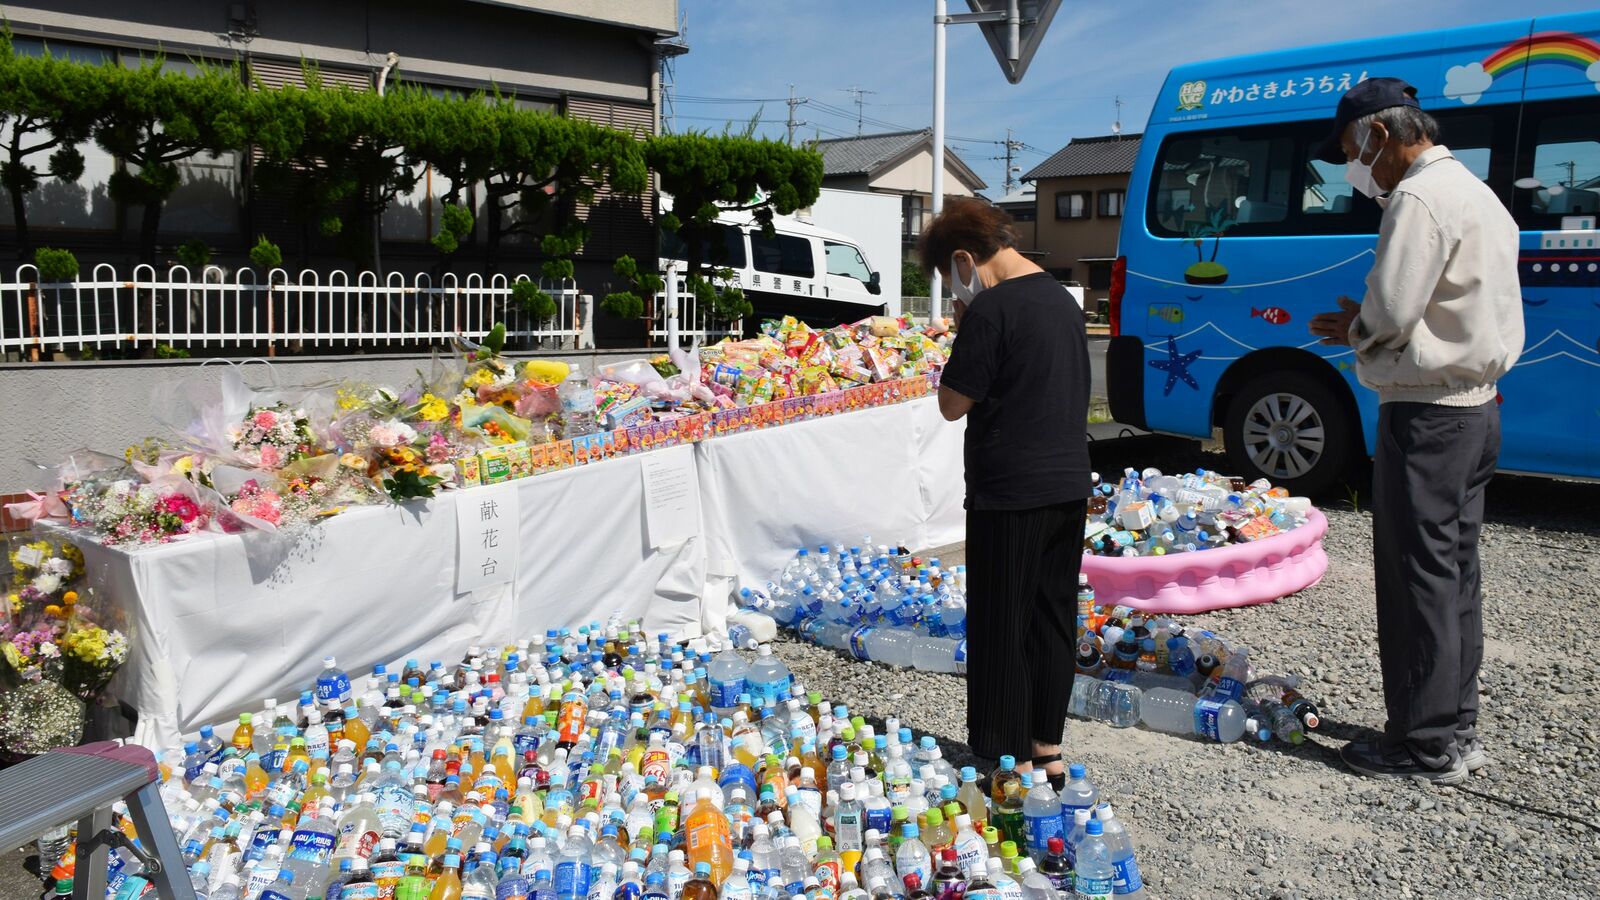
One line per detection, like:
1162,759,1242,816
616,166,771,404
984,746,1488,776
1032,172,1132,307
0,350,654,491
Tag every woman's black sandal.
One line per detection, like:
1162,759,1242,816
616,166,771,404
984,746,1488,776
1032,753,1068,791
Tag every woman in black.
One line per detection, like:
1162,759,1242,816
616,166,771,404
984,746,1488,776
919,197,1092,789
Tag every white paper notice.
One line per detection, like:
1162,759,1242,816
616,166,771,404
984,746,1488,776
640,446,696,549
456,482,520,595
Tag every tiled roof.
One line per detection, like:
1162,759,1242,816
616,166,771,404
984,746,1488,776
994,185,1035,206
814,129,931,177
1023,133,1143,181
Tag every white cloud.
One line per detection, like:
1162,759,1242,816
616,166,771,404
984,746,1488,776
1587,60,1600,93
1443,62,1493,104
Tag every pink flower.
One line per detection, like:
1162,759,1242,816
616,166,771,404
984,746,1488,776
259,444,283,468
253,409,279,429
159,493,201,523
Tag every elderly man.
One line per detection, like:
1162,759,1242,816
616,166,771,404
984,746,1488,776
1309,78,1523,785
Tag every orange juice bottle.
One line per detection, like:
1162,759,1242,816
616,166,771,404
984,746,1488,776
244,754,271,798
682,789,734,883
344,708,371,752
283,737,311,774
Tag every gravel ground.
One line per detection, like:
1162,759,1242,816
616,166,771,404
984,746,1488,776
5,436,1597,900
768,436,1600,900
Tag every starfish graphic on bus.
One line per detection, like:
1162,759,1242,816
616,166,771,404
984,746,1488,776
1149,336,1202,395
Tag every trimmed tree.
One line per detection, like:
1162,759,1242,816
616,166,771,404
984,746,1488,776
93,57,249,264
645,133,823,324
0,34,109,260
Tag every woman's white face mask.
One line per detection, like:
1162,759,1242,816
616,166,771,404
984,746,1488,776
950,252,985,303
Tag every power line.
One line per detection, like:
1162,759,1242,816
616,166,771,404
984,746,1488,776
840,86,878,136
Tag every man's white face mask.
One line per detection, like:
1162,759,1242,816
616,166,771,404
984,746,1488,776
950,252,985,303
1345,125,1386,200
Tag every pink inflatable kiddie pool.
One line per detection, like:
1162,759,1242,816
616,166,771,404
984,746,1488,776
1078,508,1329,614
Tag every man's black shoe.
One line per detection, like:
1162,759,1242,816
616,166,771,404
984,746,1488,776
1340,739,1466,785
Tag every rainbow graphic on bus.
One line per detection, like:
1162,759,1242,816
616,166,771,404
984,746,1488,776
1444,31,1600,104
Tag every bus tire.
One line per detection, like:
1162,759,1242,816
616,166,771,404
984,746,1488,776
1223,371,1353,496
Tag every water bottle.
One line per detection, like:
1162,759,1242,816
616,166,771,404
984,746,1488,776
1093,805,1144,898
1067,677,1141,728
1138,688,1247,742
746,645,791,706
1071,820,1115,900
36,823,71,874
1058,764,1099,818
556,825,593,900
1016,858,1057,900
707,646,751,717
1020,772,1064,864
559,366,598,438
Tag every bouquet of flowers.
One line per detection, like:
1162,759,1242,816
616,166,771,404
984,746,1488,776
62,472,213,547
228,402,318,470
1,535,129,756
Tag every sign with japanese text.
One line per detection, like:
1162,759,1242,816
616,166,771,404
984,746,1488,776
455,482,520,595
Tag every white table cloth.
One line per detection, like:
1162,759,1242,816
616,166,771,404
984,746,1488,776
696,397,967,595
75,447,709,750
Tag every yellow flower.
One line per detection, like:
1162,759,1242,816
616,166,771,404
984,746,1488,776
464,368,496,389
339,453,368,471
62,591,77,606
172,455,194,476
5,592,19,615
43,604,63,618
417,393,449,422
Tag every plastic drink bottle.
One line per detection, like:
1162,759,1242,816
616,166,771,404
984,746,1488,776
707,648,751,719
1040,837,1073,895
1015,859,1056,900
894,824,931,888
316,657,352,706
1058,765,1098,818
684,788,735,883
955,768,988,830
746,647,792,707
559,366,598,438
1070,822,1113,900
993,779,1024,850
986,857,1022,900
988,757,1020,808
1138,688,1247,742
681,862,719,900
1093,805,1144,898
962,861,1000,900
950,813,987,879
1020,773,1064,864
431,854,464,900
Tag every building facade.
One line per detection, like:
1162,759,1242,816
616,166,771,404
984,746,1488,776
812,130,986,254
0,0,676,279
1023,133,1141,312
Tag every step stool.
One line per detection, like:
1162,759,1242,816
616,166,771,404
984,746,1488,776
0,741,195,900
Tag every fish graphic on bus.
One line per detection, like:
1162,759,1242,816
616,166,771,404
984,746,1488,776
1250,306,1292,325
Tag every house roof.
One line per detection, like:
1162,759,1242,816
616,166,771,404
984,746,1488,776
994,185,1035,207
1023,133,1143,181
814,129,987,192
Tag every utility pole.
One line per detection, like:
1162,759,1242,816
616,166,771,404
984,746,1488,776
785,83,808,145
992,128,1024,195
842,85,877,135
1112,95,1124,138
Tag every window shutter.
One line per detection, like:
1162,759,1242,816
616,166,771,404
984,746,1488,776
565,96,657,262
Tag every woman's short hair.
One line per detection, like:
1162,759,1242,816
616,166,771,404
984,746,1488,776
916,197,1017,277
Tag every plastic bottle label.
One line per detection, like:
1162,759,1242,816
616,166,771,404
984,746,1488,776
849,626,875,661
1214,676,1244,702
865,803,892,835
1111,855,1144,894
709,677,747,708
554,861,590,899
954,833,986,875
953,640,967,674
342,883,381,900
834,809,862,850
316,671,351,703
259,891,295,900
1024,811,1065,852
1074,874,1113,899
497,878,532,900
289,827,336,863
1193,698,1224,741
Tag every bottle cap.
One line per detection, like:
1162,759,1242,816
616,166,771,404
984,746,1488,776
1085,820,1103,836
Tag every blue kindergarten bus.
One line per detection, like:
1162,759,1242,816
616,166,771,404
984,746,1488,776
1108,12,1600,493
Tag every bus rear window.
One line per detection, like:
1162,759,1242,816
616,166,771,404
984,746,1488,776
1151,133,1294,236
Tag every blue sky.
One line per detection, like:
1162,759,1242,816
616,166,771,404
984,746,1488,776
671,1,1599,197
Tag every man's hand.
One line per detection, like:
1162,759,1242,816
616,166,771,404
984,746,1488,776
1309,295,1361,346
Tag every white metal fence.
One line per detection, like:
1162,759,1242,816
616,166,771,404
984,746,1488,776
0,264,588,358
647,272,743,344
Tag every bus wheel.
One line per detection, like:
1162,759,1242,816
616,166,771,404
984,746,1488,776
1223,372,1353,496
